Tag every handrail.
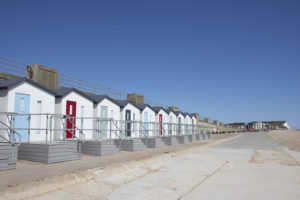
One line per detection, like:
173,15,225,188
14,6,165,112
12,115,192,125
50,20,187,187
65,115,85,142
0,120,21,146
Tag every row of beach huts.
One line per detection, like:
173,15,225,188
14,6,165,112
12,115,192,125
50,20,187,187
0,77,214,170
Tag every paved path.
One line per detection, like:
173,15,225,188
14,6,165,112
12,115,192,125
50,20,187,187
3,132,300,200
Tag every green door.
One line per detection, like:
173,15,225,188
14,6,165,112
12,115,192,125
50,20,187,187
100,106,108,138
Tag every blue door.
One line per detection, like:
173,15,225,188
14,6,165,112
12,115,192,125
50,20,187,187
144,112,148,136
14,93,30,141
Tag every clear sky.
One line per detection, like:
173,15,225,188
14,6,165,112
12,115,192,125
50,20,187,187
1,0,299,129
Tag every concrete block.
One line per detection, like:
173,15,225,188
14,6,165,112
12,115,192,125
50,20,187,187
81,139,121,156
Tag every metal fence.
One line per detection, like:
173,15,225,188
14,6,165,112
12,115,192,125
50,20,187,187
0,112,213,143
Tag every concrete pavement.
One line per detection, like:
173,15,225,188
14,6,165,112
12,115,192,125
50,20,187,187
2,132,300,200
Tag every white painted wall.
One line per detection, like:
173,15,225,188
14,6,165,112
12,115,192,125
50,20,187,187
168,111,177,135
184,115,192,135
140,106,156,137
1,82,55,142
0,89,9,141
177,113,185,135
154,109,169,135
120,103,141,138
55,91,94,140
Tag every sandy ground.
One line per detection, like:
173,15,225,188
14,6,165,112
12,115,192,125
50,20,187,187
268,130,300,151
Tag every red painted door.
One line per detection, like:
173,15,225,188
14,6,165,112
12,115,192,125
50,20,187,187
159,114,163,135
66,100,77,138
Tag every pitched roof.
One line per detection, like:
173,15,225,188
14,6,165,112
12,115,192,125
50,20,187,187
0,77,56,95
53,87,94,101
150,106,168,114
165,108,176,115
114,100,140,110
173,110,184,116
136,104,155,112
89,94,119,106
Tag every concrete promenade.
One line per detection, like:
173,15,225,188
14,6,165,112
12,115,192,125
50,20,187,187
1,132,300,200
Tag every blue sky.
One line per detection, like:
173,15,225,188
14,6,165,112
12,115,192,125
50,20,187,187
1,0,299,128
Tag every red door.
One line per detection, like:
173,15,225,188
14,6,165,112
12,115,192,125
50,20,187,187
159,114,163,135
66,100,76,138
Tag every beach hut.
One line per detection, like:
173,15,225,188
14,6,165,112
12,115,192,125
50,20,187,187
53,88,94,140
174,111,185,135
183,113,192,135
90,95,121,139
191,114,197,134
151,107,169,136
0,78,56,142
166,109,177,135
114,100,141,138
136,104,156,137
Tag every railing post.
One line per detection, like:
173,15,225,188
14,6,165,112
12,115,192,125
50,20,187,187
28,114,31,142
80,117,83,141
110,118,112,139
46,114,49,142
49,115,53,142
10,115,15,144
63,116,66,143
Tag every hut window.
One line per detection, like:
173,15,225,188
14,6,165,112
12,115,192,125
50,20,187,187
36,101,42,134
69,105,73,115
20,98,25,111
111,110,114,119
81,106,84,118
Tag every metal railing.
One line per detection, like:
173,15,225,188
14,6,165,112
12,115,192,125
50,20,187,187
0,112,216,143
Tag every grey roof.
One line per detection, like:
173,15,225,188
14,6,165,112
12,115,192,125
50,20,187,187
89,94,119,106
189,113,197,118
136,104,155,112
114,100,140,110
53,87,94,101
151,106,168,114
0,77,56,95
173,110,184,116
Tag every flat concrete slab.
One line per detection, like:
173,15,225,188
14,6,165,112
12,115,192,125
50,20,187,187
4,132,300,200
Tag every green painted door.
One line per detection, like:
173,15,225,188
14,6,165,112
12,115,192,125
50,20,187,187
100,106,108,138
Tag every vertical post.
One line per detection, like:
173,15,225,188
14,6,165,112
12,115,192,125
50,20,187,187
10,115,15,144
28,115,31,142
110,118,112,139
46,114,49,142
81,117,83,141
49,115,53,142
63,116,66,143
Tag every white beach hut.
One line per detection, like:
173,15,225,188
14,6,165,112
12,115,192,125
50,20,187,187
174,111,185,135
53,88,94,140
166,109,177,135
183,113,192,135
0,78,56,142
90,95,121,139
136,104,156,137
114,100,141,138
151,107,169,136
